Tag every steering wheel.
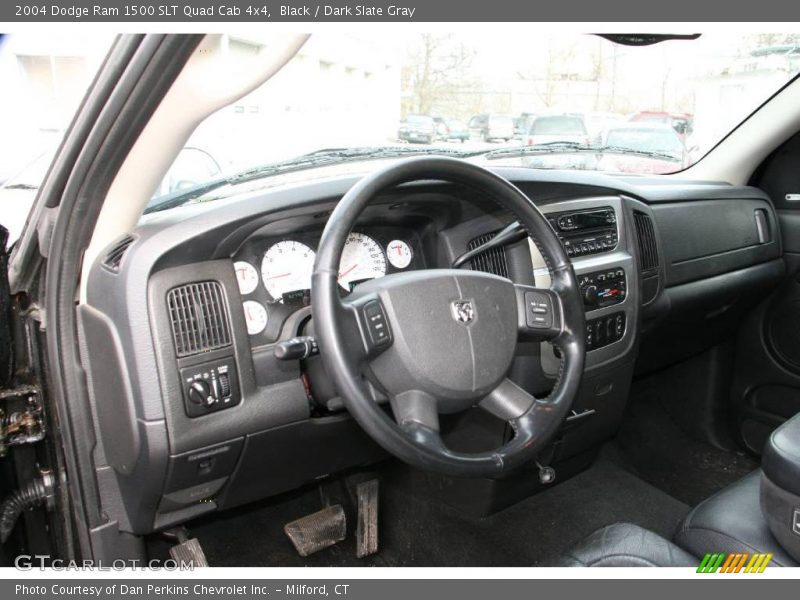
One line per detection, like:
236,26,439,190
311,157,585,477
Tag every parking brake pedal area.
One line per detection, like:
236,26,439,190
356,480,379,558
284,504,347,557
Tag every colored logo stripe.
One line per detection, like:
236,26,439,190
697,553,725,573
697,553,772,573
745,553,773,573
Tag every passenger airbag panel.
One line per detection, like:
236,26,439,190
653,199,780,286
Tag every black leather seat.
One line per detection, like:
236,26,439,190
560,523,697,567
561,469,798,567
675,470,797,567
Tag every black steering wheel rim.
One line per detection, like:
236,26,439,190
311,157,585,477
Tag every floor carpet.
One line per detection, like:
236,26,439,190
611,386,759,506
150,456,690,567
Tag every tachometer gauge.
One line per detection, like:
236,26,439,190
261,240,316,301
242,301,268,335
386,240,413,269
233,261,259,295
338,233,387,291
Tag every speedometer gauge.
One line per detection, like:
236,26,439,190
338,233,388,291
261,240,316,301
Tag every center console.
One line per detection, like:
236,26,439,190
533,196,638,373
508,194,643,492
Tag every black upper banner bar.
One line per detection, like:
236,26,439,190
2,0,800,22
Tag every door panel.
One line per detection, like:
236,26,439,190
732,278,800,453
734,133,800,452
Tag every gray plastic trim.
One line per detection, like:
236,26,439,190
148,261,310,455
536,196,639,375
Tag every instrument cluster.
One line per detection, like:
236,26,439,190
231,226,424,344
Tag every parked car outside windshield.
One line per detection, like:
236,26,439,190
598,124,688,174
398,114,436,144
525,115,590,146
468,113,515,142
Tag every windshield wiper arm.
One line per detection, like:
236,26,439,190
299,145,471,160
593,145,682,162
481,142,680,163
1,183,39,191
480,142,589,160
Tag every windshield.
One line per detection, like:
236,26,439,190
4,33,800,220
146,32,798,206
605,128,684,156
531,117,587,135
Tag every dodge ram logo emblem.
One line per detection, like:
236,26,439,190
451,300,475,324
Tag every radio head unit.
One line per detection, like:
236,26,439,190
546,206,618,258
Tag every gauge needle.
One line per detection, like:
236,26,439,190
339,264,359,279
266,273,291,280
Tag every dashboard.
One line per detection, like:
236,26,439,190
78,165,785,536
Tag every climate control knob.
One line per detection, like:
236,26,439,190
583,284,598,306
187,380,214,406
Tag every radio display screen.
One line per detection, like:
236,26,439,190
573,210,611,229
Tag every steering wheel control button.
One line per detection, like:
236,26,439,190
585,311,625,351
524,291,553,329
274,336,319,361
180,358,240,417
363,300,392,348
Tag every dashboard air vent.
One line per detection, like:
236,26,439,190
633,211,659,275
468,231,509,278
102,235,135,272
167,281,232,358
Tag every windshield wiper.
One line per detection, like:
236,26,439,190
300,145,471,160
594,145,682,162
480,142,589,160
1,183,39,191
144,145,473,214
481,143,680,163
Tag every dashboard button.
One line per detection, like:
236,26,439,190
364,300,391,347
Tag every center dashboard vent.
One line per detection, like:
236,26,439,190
467,231,509,278
633,211,659,275
167,281,232,358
